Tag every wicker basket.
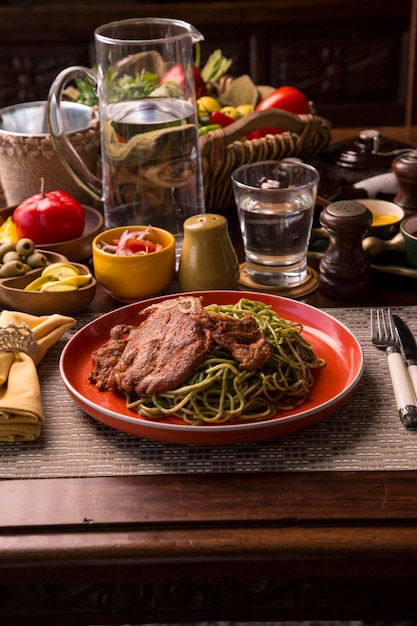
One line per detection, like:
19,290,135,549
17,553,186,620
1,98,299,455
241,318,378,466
199,108,332,213
0,117,100,207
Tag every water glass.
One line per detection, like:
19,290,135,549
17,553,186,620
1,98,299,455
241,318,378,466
231,160,319,287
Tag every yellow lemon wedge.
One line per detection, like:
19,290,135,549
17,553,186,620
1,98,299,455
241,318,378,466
40,274,92,292
40,282,78,292
69,274,92,288
42,263,81,279
24,275,56,291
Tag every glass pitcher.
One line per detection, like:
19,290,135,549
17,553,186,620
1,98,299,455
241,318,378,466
47,18,206,259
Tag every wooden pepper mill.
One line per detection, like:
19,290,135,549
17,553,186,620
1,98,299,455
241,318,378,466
319,200,373,299
392,150,417,211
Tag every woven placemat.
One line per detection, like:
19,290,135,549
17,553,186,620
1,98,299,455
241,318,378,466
1,306,417,479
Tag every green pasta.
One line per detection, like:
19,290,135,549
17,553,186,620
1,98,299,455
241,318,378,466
126,298,326,425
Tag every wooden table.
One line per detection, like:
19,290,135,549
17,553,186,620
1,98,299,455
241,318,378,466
2,127,417,626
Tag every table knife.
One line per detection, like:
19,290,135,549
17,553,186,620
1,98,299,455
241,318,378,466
392,314,417,399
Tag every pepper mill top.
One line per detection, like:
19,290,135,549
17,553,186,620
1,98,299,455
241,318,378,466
325,200,370,219
319,200,373,299
392,149,417,210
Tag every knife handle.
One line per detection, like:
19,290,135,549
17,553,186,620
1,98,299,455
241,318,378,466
406,360,417,399
386,347,417,427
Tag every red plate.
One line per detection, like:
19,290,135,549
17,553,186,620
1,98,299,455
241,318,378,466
60,291,363,445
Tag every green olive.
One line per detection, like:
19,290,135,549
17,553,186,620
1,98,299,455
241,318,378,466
0,242,16,261
20,263,32,274
16,238,35,257
0,260,26,277
2,251,20,264
25,251,48,269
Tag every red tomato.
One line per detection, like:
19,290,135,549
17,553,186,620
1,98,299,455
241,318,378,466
119,236,157,255
161,64,187,90
257,86,310,114
161,64,209,98
13,190,86,245
248,86,310,139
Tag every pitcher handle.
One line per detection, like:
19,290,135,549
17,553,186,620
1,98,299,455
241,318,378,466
47,66,102,201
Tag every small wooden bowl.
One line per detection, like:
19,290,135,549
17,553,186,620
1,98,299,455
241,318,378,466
0,258,96,315
0,205,104,262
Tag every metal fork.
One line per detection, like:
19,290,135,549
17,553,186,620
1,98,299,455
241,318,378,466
371,308,417,427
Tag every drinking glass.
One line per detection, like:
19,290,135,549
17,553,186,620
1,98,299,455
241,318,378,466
231,160,319,287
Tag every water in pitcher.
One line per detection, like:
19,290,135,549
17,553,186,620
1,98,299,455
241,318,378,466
238,194,314,286
101,97,205,257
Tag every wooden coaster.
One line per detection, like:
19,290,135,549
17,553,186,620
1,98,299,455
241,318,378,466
238,263,319,297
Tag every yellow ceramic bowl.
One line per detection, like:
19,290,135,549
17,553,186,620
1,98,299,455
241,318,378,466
92,225,176,302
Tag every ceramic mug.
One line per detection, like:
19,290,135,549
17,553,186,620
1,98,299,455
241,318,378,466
401,215,417,268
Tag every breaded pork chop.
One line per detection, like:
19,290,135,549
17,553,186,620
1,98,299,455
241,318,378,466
88,324,132,390
198,311,274,370
92,296,213,395
89,296,275,396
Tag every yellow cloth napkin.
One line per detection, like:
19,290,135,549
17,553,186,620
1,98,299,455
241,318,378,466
0,310,75,442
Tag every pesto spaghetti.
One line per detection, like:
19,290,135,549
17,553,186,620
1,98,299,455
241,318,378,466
126,298,325,425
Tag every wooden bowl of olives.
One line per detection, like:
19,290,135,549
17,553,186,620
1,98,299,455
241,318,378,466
0,259,97,315
0,238,67,279
0,239,96,314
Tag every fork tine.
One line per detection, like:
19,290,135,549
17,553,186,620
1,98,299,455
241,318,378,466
388,308,397,342
380,309,387,340
380,308,390,342
377,309,384,341
372,307,395,344
371,308,378,342
386,308,398,343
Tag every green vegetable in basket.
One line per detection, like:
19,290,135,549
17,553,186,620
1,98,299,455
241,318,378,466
199,124,222,135
200,49,233,85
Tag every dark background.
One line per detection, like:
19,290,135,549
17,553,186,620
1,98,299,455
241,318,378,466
0,0,415,128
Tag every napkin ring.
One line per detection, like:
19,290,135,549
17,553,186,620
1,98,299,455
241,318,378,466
0,323,37,359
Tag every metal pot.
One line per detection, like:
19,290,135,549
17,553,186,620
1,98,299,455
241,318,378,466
0,100,94,136
319,129,414,186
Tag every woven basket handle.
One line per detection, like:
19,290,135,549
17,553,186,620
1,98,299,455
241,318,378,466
218,109,306,145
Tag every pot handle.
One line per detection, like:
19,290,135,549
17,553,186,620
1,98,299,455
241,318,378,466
47,66,103,201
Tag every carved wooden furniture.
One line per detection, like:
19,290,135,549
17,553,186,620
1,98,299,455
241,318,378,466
0,0,416,127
